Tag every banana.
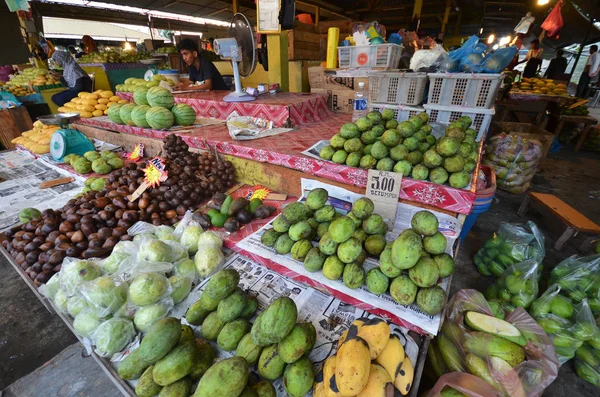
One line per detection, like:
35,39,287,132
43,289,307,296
357,364,394,397
375,335,406,392
357,319,390,360
336,337,371,396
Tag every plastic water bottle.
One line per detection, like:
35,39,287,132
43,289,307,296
352,81,368,121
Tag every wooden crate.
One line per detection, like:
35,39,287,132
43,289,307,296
0,106,33,150
288,30,321,61
490,121,554,160
317,20,353,34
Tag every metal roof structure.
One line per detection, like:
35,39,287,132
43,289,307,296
42,17,159,41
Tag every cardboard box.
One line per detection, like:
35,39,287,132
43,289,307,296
311,88,355,114
308,66,368,91
288,30,321,61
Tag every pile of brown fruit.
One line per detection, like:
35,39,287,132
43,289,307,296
0,135,237,286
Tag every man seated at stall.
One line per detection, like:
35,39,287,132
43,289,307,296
176,39,228,91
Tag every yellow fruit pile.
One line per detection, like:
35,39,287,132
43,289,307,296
3,85,34,97
11,120,59,154
513,78,568,96
58,90,131,118
314,318,414,396
5,67,59,88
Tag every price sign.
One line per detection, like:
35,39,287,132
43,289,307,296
128,157,168,202
366,170,403,229
125,143,144,162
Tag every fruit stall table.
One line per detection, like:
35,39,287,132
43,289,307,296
74,115,481,215
80,63,148,92
554,114,598,152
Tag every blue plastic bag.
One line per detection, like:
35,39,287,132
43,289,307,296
0,91,21,109
481,46,518,73
448,36,486,72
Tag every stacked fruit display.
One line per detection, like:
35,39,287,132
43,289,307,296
315,317,414,396
77,51,152,64
193,192,276,232
110,83,196,130
63,150,124,175
550,253,600,305
512,77,568,96
11,120,59,154
58,90,130,117
484,260,540,310
3,84,34,97
115,75,175,92
561,97,590,116
319,110,478,189
5,67,59,89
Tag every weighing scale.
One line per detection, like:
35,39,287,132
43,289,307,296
141,58,162,81
39,113,95,162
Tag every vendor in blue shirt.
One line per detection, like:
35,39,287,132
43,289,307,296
176,39,228,91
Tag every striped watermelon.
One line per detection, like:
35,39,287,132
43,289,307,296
119,103,137,126
108,103,124,124
146,106,174,130
133,87,149,106
131,105,151,128
171,103,196,126
147,87,174,109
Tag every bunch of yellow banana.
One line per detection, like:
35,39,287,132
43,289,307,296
12,121,59,154
57,90,131,118
314,318,414,397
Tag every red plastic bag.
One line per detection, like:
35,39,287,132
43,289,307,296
433,289,559,397
541,0,564,38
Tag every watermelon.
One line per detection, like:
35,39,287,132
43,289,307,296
119,104,137,126
147,87,174,109
133,87,149,106
131,105,151,128
146,106,174,130
108,104,124,124
171,103,196,126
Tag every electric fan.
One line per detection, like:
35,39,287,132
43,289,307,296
213,13,257,102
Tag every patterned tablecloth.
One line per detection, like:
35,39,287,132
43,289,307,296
75,115,477,214
117,91,332,127
79,63,148,71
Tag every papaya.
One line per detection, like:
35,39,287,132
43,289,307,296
203,269,240,300
258,344,286,380
135,365,162,397
356,364,394,397
188,339,215,380
277,322,317,363
185,299,213,325
217,288,248,322
217,319,250,351
157,377,192,397
251,296,298,346
201,311,226,341
152,340,198,386
236,333,263,365
357,318,390,359
193,356,249,397
336,336,371,395
283,357,315,397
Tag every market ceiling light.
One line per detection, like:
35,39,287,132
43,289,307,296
124,42,132,50
487,34,495,44
493,44,499,50
480,28,484,34
537,0,550,4
40,0,231,27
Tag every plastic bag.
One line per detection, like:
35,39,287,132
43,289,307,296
127,271,173,308
447,36,488,73
136,235,187,264
550,254,600,303
58,257,103,297
410,45,449,72
530,284,598,365
132,297,174,333
481,47,518,73
175,211,204,255
514,12,535,34
575,341,600,385
100,240,137,274
482,133,545,194
80,275,129,317
485,260,540,309
73,308,105,338
540,1,564,38
474,221,545,277
436,289,558,396
194,245,226,279
90,318,136,357
425,372,503,397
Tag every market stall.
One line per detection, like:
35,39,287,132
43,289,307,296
80,63,149,92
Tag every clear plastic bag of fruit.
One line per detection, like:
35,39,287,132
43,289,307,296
550,254,600,303
89,317,136,358
574,355,600,386
58,257,103,297
474,221,544,277
79,274,129,318
484,259,541,309
434,289,558,397
530,284,598,365
425,372,504,397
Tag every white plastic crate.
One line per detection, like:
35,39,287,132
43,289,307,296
369,72,427,106
423,104,495,141
427,73,503,109
369,103,425,122
338,44,403,69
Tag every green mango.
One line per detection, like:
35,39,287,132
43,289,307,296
258,344,286,380
188,339,215,380
193,357,249,397
217,319,250,351
158,377,192,397
152,340,198,386
135,365,162,397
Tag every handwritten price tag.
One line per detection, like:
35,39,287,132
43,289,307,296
366,170,402,229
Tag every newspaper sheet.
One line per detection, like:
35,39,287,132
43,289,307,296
237,179,462,335
0,150,83,231
117,252,420,395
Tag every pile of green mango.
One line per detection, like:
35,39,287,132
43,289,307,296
185,268,315,397
550,254,600,306
319,110,479,189
485,261,540,309
575,338,600,386
529,284,598,365
474,221,545,277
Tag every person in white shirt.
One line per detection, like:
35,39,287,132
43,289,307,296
576,45,600,98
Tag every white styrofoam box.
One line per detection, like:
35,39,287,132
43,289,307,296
338,44,403,69
424,104,495,141
427,73,503,109
369,72,427,106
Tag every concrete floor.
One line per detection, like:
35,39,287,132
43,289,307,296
1,145,599,396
